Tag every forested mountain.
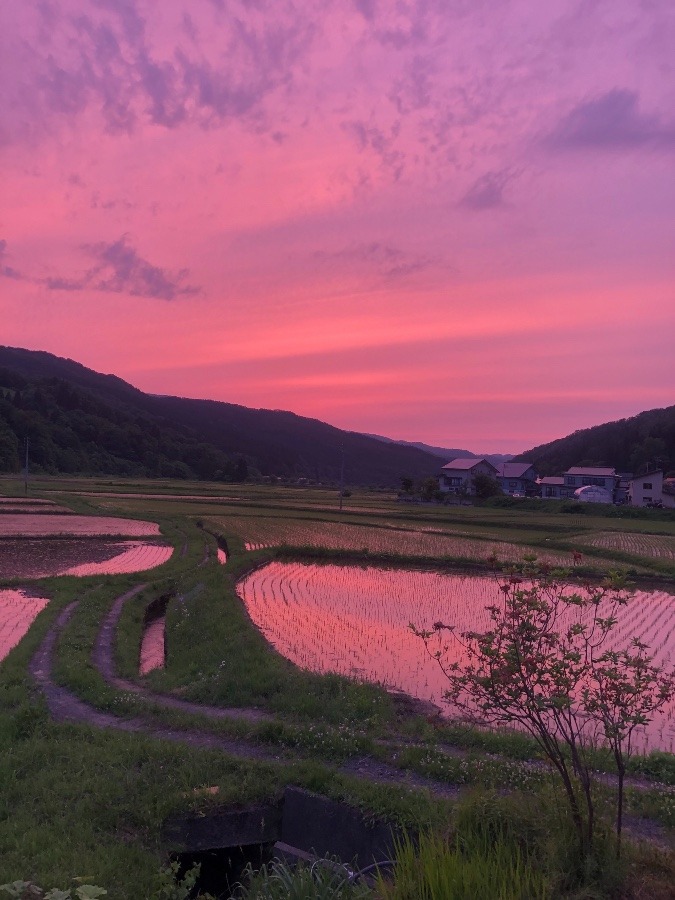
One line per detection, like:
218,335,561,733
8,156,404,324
0,346,441,485
513,406,675,476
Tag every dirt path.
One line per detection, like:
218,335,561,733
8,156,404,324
94,584,270,723
30,595,460,798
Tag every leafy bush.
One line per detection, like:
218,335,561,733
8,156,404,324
234,857,372,900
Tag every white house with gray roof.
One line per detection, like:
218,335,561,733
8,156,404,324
439,458,499,495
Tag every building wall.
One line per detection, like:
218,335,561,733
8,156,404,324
629,471,664,507
564,473,616,492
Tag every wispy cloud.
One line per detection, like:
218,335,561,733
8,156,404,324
0,240,23,280
70,236,200,300
16,0,317,139
545,89,675,152
459,170,514,211
313,241,446,280
0,235,200,301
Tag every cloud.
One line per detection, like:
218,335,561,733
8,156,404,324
77,236,201,300
546,89,675,152
0,240,24,280
14,0,317,139
313,241,444,280
459,170,513,211
342,120,405,180
0,235,200,300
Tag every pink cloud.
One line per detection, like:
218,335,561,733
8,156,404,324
1,1,673,453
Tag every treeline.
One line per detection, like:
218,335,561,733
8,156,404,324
514,405,675,476
0,368,251,480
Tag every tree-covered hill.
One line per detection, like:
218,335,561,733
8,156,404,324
0,346,442,485
513,405,675,476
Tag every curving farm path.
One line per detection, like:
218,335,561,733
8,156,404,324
29,588,460,797
26,587,675,850
94,585,270,724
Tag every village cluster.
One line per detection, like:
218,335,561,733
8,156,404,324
438,459,675,508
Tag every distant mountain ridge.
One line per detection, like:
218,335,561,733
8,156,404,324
0,346,443,485
2,346,671,485
363,433,513,466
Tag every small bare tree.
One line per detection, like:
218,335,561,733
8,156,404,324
412,562,674,859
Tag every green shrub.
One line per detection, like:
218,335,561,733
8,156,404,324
376,830,549,900
234,857,372,900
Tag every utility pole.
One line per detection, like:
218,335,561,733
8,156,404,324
338,444,345,511
24,437,29,497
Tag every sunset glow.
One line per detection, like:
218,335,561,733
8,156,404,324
3,1,674,451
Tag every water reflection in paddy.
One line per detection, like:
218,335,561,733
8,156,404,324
0,539,173,579
140,617,166,675
0,589,49,662
238,562,675,752
0,514,160,537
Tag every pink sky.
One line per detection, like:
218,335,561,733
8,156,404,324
1,1,674,453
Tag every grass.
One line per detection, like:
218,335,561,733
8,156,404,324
0,476,673,897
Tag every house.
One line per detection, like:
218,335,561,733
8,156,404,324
628,471,664,507
563,467,618,498
496,462,538,496
538,476,574,500
439,458,499,495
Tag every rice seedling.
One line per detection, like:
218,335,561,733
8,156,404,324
0,514,161,537
237,562,675,752
214,517,581,566
579,531,675,560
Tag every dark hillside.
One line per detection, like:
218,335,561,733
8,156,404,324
513,405,675,476
0,346,441,484
148,394,440,483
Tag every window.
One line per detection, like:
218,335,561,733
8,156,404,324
643,482,652,489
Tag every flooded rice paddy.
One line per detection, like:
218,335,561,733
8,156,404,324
238,562,675,752
0,510,172,579
0,588,49,662
0,514,161,537
0,538,173,579
139,617,166,675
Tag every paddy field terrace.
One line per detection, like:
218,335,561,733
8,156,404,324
1,477,674,898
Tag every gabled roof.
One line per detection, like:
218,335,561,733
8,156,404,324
628,470,663,482
441,457,498,473
565,467,617,477
497,462,535,478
